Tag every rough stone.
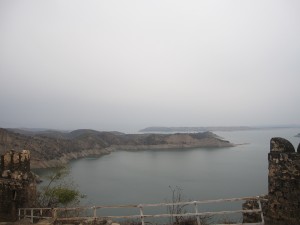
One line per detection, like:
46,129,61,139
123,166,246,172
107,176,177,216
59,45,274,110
242,199,261,223
11,218,32,225
1,170,11,178
0,150,36,222
265,138,300,224
35,218,55,225
270,137,295,153
243,138,300,224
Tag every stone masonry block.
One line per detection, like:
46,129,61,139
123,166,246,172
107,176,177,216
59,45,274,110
271,137,295,153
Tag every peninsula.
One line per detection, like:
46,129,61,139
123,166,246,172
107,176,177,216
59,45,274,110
0,128,234,168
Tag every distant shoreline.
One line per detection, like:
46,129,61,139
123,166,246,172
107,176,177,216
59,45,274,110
0,128,235,169
140,126,300,133
30,140,236,169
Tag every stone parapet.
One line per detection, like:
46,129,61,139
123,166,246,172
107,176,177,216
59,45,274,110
0,150,35,222
0,150,30,175
266,137,300,224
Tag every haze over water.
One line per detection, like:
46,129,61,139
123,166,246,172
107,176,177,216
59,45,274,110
1,1,300,132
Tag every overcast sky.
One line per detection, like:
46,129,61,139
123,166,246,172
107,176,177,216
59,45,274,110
0,0,300,132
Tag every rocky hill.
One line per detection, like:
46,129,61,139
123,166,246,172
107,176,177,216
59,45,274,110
0,128,234,168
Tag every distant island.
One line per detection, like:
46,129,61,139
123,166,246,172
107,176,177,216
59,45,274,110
296,133,300,137
0,128,234,168
140,126,253,132
140,125,300,133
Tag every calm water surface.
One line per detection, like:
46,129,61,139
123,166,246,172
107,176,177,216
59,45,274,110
61,128,300,207
35,128,300,217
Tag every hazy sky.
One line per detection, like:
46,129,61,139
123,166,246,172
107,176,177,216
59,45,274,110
1,0,300,132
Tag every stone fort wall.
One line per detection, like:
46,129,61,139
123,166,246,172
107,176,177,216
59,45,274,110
243,137,300,225
265,137,300,224
0,150,36,222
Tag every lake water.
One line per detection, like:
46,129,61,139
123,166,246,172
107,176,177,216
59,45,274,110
36,128,300,221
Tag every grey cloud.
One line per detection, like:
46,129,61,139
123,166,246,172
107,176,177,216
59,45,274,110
1,0,300,132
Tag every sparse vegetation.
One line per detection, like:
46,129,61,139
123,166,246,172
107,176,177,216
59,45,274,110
166,186,212,225
36,166,84,207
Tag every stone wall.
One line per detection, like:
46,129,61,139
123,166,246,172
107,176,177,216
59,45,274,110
1,150,30,173
0,150,36,222
265,137,300,224
242,137,300,225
